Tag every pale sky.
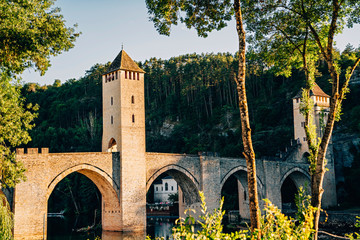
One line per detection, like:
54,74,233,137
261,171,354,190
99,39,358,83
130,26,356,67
21,0,360,85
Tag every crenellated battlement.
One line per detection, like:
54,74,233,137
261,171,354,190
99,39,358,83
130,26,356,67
16,148,49,155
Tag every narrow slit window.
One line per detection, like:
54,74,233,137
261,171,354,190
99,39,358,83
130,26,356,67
112,73,114,80
129,71,132,80
111,116,113,124
131,95,134,104
133,72,135,80
111,97,113,106
115,71,118,79
137,72,139,80
132,114,135,123
125,71,127,79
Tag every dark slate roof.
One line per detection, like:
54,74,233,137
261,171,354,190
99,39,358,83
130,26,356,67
105,50,145,74
293,83,330,98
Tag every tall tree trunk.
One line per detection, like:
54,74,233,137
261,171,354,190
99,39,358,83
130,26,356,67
234,0,261,234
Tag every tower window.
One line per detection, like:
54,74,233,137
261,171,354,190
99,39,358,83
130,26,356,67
125,71,127,79
301,122,305,128
165,183,168,191
132,114,135,123
131,95,134,104
129,71,132,80
296,98,299,103
111,116,113,124
111,97,113,105
137,72,139,80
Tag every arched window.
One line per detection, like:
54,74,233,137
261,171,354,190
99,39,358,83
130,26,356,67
132,114,135,123
108,138,117,152
165,183,168,191
131,95,134,104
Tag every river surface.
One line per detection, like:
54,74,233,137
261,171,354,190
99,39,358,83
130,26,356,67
47,215,176,240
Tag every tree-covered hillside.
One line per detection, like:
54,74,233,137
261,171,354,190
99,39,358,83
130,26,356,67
22,49,360,158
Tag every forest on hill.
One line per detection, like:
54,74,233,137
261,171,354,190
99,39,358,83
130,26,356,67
21,47,360,216
21,46,360,158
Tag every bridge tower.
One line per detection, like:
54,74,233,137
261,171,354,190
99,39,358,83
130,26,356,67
102,49,146,231
292,83,337,208
292,83,330,155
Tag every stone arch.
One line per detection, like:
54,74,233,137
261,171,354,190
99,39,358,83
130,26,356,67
280,167,310,191
108,138,117,152
302,152,310,162
46,164,121,231
280,167,310,211
147,164,200,205
220,166,265,220
221,166,265,197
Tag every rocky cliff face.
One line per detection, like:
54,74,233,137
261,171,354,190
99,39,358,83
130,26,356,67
332,132,360,204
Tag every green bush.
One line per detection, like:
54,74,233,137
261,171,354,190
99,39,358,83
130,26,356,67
0,194,13,240
147,189,315,240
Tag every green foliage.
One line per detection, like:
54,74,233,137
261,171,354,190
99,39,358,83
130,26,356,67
142,53,295,157
0,73,38,188
147,192,247,240
0,193,13,240
23,50,360,157
0,0,79,75
145,0,233,37
147,190,317,240
255,198,315,240
346,217,360,240
22,64,107,152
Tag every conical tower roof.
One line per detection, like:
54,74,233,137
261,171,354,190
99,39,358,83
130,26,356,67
293,83,330,99
105,50,145,74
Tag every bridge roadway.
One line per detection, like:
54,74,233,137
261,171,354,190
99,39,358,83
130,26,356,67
11,147,336,240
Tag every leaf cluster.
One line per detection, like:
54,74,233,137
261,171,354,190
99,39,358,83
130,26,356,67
145,0,233,37
0,0,80,75
0,73,38,188
0,193,13,240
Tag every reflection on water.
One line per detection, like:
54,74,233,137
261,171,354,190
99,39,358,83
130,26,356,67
47,216,176,240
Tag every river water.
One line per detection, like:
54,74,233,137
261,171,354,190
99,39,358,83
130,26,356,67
47,215,176,240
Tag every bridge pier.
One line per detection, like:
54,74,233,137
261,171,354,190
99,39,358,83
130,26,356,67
200,155,222,212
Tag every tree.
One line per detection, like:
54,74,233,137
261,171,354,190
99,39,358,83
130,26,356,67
0,0,79,237
244,1,360,238
0,0,79,75
145,0,261,232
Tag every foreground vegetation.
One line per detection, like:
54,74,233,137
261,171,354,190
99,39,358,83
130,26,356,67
145,190,317,240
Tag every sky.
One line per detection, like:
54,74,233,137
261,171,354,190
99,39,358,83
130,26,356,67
21,0,360,85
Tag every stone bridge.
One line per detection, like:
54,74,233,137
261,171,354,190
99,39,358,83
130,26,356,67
10,50,337,239
12,147,336,240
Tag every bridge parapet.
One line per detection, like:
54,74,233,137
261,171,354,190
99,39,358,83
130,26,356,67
16,148,49,155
